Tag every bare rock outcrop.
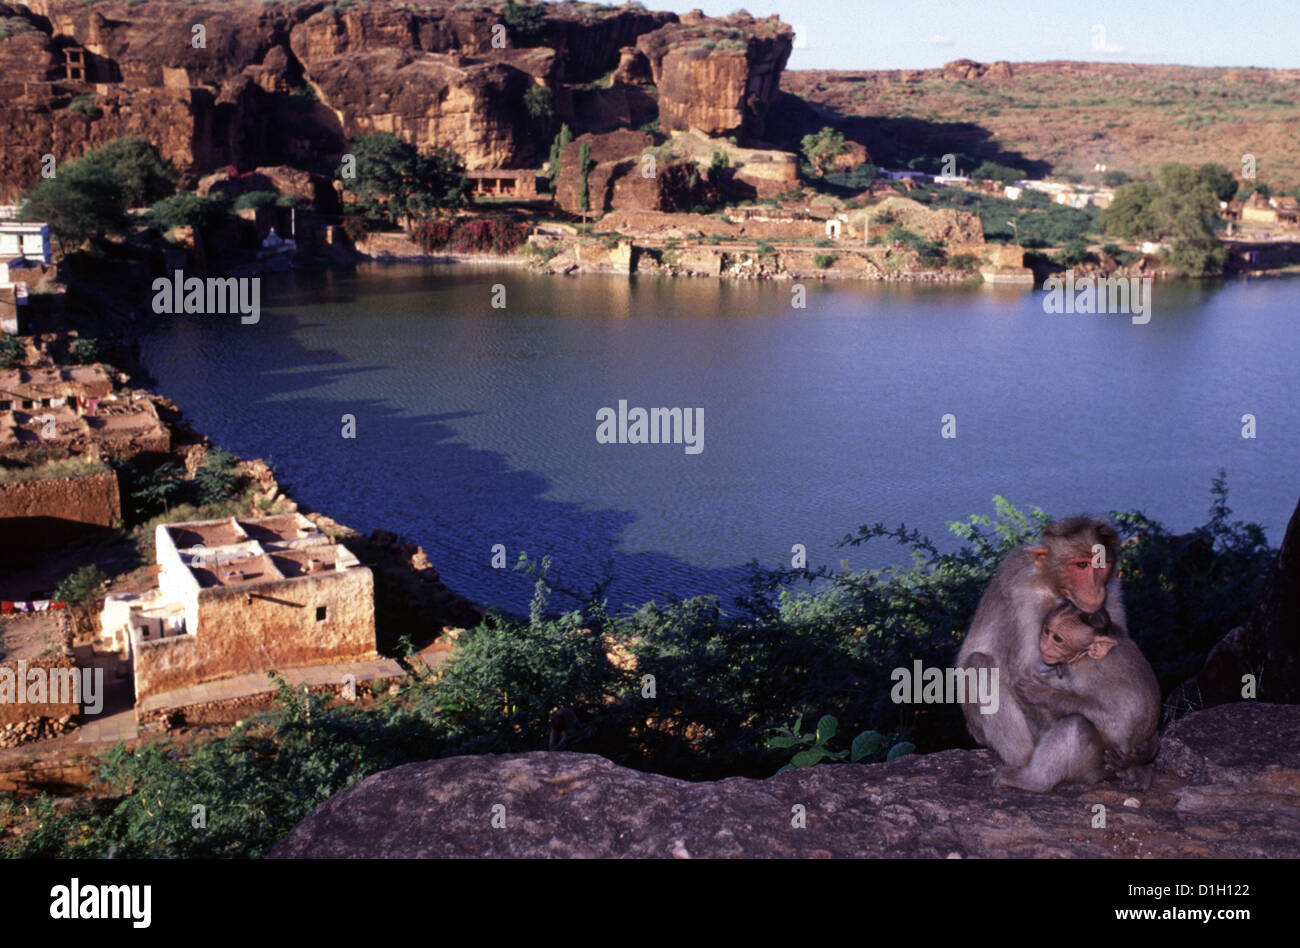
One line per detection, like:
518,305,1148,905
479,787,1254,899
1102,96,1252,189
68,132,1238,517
635,13,793,140
270,702,1300,858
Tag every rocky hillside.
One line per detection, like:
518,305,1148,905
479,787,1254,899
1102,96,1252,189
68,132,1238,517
0,0,793,201
778,59,1300,188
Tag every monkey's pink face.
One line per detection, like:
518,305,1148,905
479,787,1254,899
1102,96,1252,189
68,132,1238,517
1062,557,1111,615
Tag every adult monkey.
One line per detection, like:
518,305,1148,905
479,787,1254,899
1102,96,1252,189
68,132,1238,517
956,516,1124,785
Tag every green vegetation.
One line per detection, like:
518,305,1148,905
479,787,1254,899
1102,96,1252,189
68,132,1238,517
767,714,913,771
0,482,1273,857
194,448,243,506
523,84,554,126
52,564,108,607
925,185,1098,247
1100,163,1229,275
232,191,279,212
68,94,101,119
68,336,102,364
0,458,108,486
971,161,1022,185
348,133,469,229
19,159,130,253
547,123,572,190
800,126,848,177
0,16,39,39
147,192,229,234
0,335,21,368
577,141,593,215
79,136,178,207
15,136,175,252
812,253,836,269
503,0,547,45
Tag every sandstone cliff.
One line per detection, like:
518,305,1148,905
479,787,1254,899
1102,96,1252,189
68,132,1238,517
0,1,795,201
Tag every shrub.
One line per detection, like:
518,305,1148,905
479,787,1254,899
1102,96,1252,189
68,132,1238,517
53,565,107,607
148,192,230,234
0,335,22,368
67,337,101,364
813,253,836,269
232,191,278,212
68,94,101,119
195,448,243,506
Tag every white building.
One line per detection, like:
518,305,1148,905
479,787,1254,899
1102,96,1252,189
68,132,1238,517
0,222,52,265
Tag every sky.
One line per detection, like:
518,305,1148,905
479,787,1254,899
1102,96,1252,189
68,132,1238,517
618,1,1300,71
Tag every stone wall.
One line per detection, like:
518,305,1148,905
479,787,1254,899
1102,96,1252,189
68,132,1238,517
131,565,376,702
0,469,121,547
0,657,82,725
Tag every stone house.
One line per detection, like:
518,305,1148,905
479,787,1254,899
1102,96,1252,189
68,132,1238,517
100,514,376,704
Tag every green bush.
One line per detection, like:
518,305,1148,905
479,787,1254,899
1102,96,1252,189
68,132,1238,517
68,94,101,119
0,335,22,368
233,191,279,212
148,192,230,234
194,448,243,505
812,253,836,269
53,565,107,606
67,336,101,364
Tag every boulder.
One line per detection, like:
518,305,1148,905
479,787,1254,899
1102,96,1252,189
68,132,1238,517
270,703,1300,858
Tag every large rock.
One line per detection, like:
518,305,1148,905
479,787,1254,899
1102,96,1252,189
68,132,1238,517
635,12,793,140
270,703,1300,858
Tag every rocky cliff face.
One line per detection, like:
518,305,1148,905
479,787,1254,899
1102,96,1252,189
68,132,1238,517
635,11,793,139
0,1,795,200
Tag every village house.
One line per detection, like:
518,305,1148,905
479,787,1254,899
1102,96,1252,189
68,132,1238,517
1227,189,1300,224
99,513,377,705
0,222,51,265
0,365,169,457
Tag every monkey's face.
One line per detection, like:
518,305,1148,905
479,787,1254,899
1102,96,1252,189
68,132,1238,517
1040,615,1094,665
1060,551,1112,615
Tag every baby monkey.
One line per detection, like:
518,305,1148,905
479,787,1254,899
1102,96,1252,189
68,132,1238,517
1010,602,1161,790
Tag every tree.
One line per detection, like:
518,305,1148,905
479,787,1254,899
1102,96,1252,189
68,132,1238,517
577,141,593,219
351,134,468,229
18,160,129,253
0,335,22,369
148,192,230,234
523,84,554,126
548,124,571,189
1101,169,1131,188
800,126,847,177
68,337,101,364
1099,181,1161,241
53,565,107,607
1100,163,1227,275
503,0,547,46
81,136,177,207
195,448,243,506
1196,162,1238,203
971,161,1021,185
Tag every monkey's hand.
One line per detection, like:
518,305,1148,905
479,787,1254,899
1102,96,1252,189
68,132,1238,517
1013,676,1056,707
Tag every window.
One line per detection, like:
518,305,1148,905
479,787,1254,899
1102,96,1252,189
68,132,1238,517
315,606,327,622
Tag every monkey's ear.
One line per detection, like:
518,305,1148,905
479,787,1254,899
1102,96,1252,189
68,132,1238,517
1087,636,1118,659
1027,545,1050,566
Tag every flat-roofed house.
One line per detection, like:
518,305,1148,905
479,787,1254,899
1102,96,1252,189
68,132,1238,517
100,513,376,703
0,222,51,265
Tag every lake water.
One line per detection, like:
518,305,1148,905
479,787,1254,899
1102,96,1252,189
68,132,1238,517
140,264,1300,615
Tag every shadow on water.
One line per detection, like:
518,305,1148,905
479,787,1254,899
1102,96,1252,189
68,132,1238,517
142,286,753,617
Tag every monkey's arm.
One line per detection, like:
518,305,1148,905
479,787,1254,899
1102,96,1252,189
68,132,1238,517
1013,676,1107,719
